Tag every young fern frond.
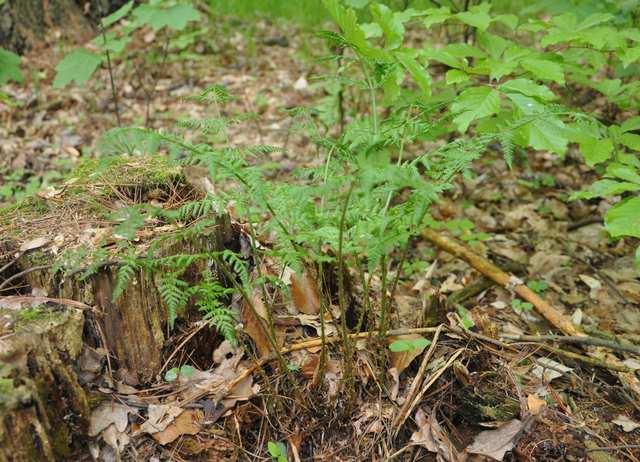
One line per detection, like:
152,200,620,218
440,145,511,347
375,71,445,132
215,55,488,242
159,274,190,328
194,275,236,343
112,259,139,302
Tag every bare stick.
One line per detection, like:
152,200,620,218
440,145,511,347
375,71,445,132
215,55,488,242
503,334,640,355
392,324,443,434
422,228,580,336
101,25,121,126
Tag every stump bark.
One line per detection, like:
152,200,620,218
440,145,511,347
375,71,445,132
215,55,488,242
0,301,89,461
0,0,128,53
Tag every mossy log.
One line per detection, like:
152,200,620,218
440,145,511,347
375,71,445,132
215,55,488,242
0,302,89,461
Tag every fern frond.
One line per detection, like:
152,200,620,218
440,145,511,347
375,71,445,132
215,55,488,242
113,260,138,302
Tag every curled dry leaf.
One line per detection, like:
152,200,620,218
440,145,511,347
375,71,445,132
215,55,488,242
89,402,131,437
411,408,459,461
290,270,321,315
135,404,183,435
466,419,527,461
152,409,203,445
612,414,640,432
19,236,49,252
242,289,272,357
526,394,546,416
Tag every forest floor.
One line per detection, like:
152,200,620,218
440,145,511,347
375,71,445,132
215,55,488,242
1,13,640,462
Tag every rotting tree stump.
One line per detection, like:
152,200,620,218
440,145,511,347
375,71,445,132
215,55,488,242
0,156,241,459
0,299,89,461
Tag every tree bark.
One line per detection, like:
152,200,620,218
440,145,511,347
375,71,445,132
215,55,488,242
0,0,128,53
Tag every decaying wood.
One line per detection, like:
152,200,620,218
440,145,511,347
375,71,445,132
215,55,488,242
0,303,89,461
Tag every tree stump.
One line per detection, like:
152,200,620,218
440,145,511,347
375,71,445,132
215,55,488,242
0,299,89,461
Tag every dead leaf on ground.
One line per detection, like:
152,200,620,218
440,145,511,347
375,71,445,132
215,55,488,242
242,289,272,357
89,402,132,436
612,415,640,432
152,409,203,445
466,419,527,461
526,394,546,415
135,404,183,435
411,408,459,461
19,236,49,252
532,357,572,382
291,270,320,315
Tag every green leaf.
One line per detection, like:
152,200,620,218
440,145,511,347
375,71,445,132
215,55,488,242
179,365,195,378
165,367,179,382
323,0,385,59
451,87,501,132
395,49,431,96
520,58,565,85
527,119,569,155
606,163,640,184
456,3,492,31
620,133,640,151
621,117,640,133
494,14,518,30
0,47,23,84
605,197,640,238
133,3,200,31
422,7,452,28
101,0,134,28
53,49,102,88
621,47,640,68
457,306,475,330
498,78,555,101
389,337,431,352
344,0,369,7
446,69,470,85
571,179,640,200
370,3,403,49
580,138,614,166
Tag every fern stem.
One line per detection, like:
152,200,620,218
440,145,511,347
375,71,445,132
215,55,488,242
337,182,355,393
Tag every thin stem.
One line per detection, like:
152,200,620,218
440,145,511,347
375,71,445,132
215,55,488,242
101,26,121,126
337,182,355,391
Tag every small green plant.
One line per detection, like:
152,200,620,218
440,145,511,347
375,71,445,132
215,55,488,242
164,364,196,382
457,306,475,330
527,280,549,295
267,441,289,462
389,336,431,352
0,47,23,85
53,0,201,125
512,298,534,312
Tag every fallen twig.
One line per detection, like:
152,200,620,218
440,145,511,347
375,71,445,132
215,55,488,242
421,228,640,399
503,334,640,356
422,228,579,336
391,324,443,434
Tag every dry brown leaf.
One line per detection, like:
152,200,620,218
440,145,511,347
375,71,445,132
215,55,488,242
291,271,321,315
466,419,526,461
89,402,131,437
19,236,49,252
411,408,459,461
612,414,640,432
152,409,203,445
526,394,546,415
136,404,183,435
242,290,272,357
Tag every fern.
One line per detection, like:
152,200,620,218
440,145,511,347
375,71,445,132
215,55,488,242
113,258,139,302
193,273,236,343
159,274,190,328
